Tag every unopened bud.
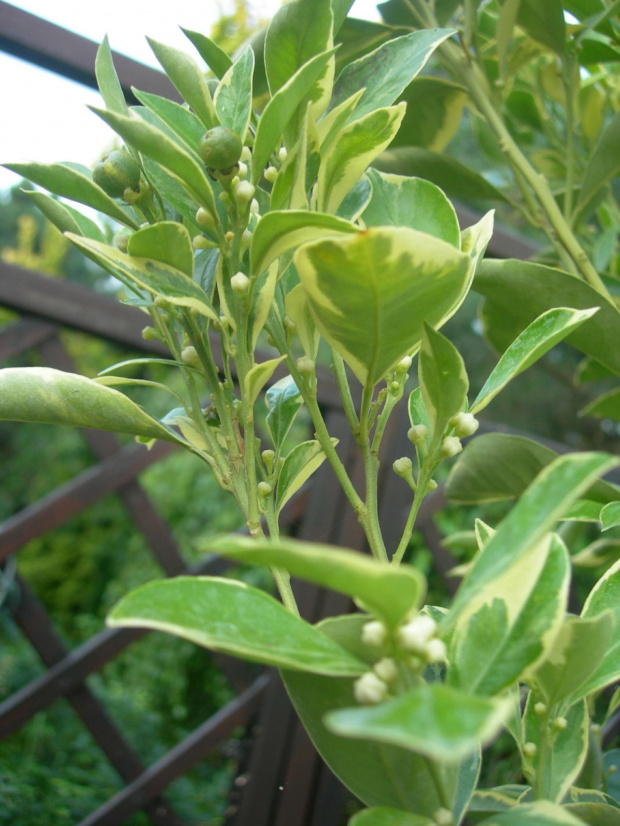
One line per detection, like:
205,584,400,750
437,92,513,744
296,356,315,377
361,620,387,647
225,231,235,242
264,166,278,183
424,638,447,663
257,481,272,498
393,457,413,478
451,411,479,438
534,702,547,716
196,206,216,229
278,146,288,163
427,479,438,491
396,355,412,373
433,809,453,826
262,449,275,472
240,146,252,163
373,657,398,683
231,272,250,294
141,326,158,341
234,180,255,208
353,672,389,705
219,191,231,203
114,232,130,252
241,229,252,249
398,615,437,653
237,161,248,179
284,316,297,335
554,717,568,731
193,235,211,250
250,198,260,214
408,424,428,446
523,742,537,758
439,436,462,459
181,345,200,368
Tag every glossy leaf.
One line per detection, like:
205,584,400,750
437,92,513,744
392,77,467,152
208,536,426,630
271,103,320,211
481,801,587,824
475,259,620,377
132,89,205,150
601,502,620,532
326,682,510,762
67,234,218,322
147,38,217,129
419,325,468,440
449,452,619,621
330,28,454,123
181,28,232,79
276,439,332,513
265,0,334,123
446,434,620,505
251,49,337,185
95,35,127,115
3,161,139,229
265,376,304,449
250,210,357,276
295,227,470,388
214,47,254,141
514,0,566,56
349,810,432,826
140,158,201,233
362,169,460,247
0,367,184,444
577,558,620,699
572,539,620,569
471,307,598,414
108,577,365,675
565,803,620,826
449,534,569,696
316,103,406,214
581,388,620,422
373,148,508,201
522,696,588,802
244,357,286,409
532,612,615,706
23,190,106,242
468,785,526,816
575,111,620,223
336,176,372,222
317,88,365,151
90,107,218,220
127,221,194,278
285,284,320,359
408,387,431,431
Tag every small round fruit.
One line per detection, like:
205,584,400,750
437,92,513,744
198,127,243,171
93,150,140,198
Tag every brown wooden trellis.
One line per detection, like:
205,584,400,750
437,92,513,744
0,4,587,824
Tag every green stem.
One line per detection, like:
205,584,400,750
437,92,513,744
392,460,435,565
425,757,452,812
563,55,577,221
263,506,300,616
331,349,360,435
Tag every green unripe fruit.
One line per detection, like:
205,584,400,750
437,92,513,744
198,127,243,171
93,150,140,198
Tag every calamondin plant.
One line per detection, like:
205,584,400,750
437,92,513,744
3,1,620,824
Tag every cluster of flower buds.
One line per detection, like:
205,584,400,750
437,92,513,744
450,411,479,438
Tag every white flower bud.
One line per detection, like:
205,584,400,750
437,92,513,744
396,355,412,373
234,180,256,208
250,198,260,214
353,672,388,705
424,638,447,663
181,345,200,368
393,457,413,477
451,411,479,438
257,481,272,498
240,146,252,163
373,657,398,683
439,436,462,459
278,146,288,163
264,165,278,183
219,191,230,203
296,356,315,376
433,809,453,826
237,161,248,179
554,716,568,731
534,702,547,716
408,424,428,446
196,206,216,229
361,620,387,647
398,615,437,653
523,741,537,758
231,272,250,294
193,235,211,250
241,229,252,249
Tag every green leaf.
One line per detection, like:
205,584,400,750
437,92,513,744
604,750,620,805
147,38,217,129
265,0,334,123
271,103,320,211
565,802,620,826
575,112,620,223
578,558,620,698
601,502,620,531
446,434,620,506
468,785,527,815
348,809,432,826
330,28,455,123
337,176,372,222
497,0,523,80
316,103,406,214
295,227,470,388
481,801,587,824
572,539,620,569
408,387,431,431
373,148,508,201
563,500,604,522
140,159,201,235
283,614,478,817
522,696,588,802
127,221,194,278
252,49,337,185
317,88,365,150
513,0,566,56
326,682,509,762
181,28,232,79
90,107,218,220
66,234,218,322
470,307,599,414
250,210,357,276
265,376,304,449
575,356,617,384
95,35,127,115
108,577,365,676
3,162,139,229
362,169,460,247
448,534,570,696
581,388,620,421
531,612,616,706
244,356,286,409
0,367,184,444
448,452,620,622
392,77,467,152
208,536,426,630
214,47,254,141
23,190,107,242
249,261,279,349
475,259,620,377
132,89,205,150
419,325,468,440
275,439,332,513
